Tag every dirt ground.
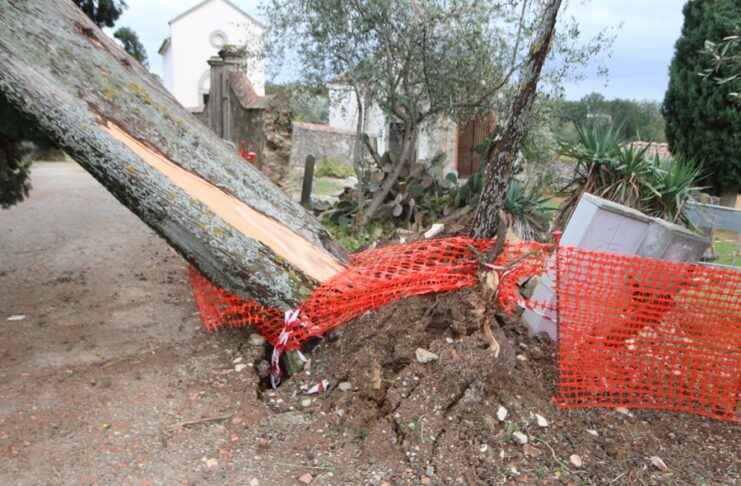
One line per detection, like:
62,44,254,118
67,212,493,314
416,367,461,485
1,162,738,485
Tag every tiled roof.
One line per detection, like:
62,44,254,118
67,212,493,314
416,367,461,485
228,70,273,109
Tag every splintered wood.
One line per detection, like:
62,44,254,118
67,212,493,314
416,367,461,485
102,121,344,283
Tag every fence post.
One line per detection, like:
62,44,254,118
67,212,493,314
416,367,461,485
552,230,563,391
552,230,562,342
300,154,315,207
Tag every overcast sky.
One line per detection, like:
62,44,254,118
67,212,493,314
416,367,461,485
107,0,685,102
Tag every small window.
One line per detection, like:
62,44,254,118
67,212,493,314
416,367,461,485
388,122,404,150
197,69,210,107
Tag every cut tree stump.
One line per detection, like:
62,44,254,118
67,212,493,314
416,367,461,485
0,0,348,309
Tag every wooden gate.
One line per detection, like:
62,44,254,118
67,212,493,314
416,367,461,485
456,113,495,177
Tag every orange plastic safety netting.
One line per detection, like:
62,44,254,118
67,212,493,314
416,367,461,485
189,237,554,347
553,247,741,421
189,237,741,421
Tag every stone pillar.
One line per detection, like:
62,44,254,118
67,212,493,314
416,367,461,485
206,51,244,140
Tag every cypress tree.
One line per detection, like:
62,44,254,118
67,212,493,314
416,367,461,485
114,27,149,68
662,0,741,198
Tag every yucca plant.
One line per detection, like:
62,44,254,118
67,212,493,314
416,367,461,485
603,143,656,207
646,156,705,226
503,178,553,241
556,123,702,230
556,123,623,228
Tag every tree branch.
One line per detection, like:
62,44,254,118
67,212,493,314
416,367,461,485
510,0,529,71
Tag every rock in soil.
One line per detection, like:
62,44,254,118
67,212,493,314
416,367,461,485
535,413,549,427
650,456,669,472
249,333,266,346
497,405,508,421
415,348,439,363
424,223,444,239
512,431,528,445
523,443,542,458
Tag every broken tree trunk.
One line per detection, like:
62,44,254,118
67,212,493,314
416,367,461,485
0,0,348,309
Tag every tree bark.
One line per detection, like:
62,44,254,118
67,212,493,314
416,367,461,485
470,0,562,239
0,0,348,309
351,88,367,227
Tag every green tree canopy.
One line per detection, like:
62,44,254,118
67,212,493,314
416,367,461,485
662,0,740,196
114,26,148,67
702,25,740,103
260,0,614,230
556,93,666,143
265,81,328,123
0,95,55,208
72,0,127,28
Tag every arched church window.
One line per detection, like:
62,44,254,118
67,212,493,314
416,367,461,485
197,69,210,107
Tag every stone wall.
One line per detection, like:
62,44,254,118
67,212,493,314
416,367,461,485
290,121,375,166
520,159,575,191
203,54,273,168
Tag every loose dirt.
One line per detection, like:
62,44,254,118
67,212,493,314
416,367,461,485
1,162,738,485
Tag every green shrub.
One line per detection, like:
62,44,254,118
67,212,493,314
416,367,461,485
314,156,355,178
313,139,555,244
318,151,456,234
322,219,392,252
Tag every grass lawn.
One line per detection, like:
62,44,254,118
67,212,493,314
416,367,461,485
313,178,345,198
712,230,741,267
285,166,351,201
712,240,740,266
544,196,565,211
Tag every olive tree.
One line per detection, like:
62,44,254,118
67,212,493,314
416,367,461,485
261,0,614,233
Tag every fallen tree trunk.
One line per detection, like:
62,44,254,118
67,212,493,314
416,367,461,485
0,0,348,309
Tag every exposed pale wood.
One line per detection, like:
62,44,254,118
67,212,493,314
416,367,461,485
0,0,347,309
103,122,342,282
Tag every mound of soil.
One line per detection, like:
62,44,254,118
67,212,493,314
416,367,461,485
264,292,739,485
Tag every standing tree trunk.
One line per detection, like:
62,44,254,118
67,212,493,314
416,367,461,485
351,88,367,226
0,0,348,309
470,0,562,239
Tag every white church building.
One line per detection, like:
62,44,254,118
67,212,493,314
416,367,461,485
158,0,265,110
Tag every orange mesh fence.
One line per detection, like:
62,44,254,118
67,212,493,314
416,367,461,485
553,247,741,422
188,267,286,339
188,237,741,421
189,237,553,347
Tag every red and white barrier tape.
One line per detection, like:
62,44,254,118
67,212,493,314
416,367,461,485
270,309,307,388
306,379,329,394
270,308,324,388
